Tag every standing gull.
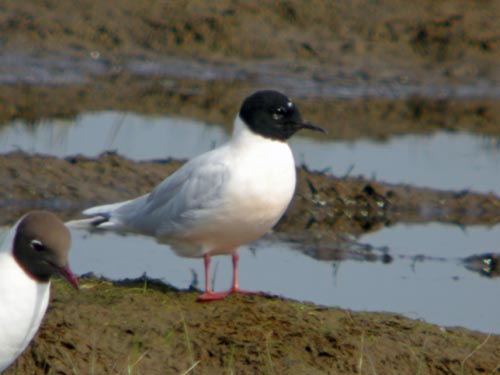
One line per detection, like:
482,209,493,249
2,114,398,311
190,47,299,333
69,90,325,301
0,211,78,372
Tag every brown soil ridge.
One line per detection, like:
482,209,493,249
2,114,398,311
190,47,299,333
2,151,500,239
5,276,500,375
0,81,497,141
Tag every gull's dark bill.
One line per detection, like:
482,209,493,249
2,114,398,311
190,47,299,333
300,122,327,133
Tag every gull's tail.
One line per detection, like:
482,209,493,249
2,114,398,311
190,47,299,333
66,200,131,230
65,216,110,230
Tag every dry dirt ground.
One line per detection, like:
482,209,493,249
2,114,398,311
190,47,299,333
1,0,500,374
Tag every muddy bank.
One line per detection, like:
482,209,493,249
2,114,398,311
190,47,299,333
0,0,498,142
4,276,500,375
2,152,500,239
0,81,498,141
1,0,498,83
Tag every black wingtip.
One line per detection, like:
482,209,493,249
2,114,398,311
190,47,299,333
91,216,109,227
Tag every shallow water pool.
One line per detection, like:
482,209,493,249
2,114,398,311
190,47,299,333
1,111,500,194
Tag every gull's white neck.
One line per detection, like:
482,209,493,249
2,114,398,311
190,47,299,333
229,116,285,149
0,227,51,372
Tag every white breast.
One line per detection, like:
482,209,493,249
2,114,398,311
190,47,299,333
0,251,50,371
174,118,297,255
225,120,296,233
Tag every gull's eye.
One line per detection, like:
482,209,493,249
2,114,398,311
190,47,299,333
272,107,287,120
31,239,45,252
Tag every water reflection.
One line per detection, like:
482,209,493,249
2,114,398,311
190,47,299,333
463,253,500,278
1,111,500,195
0,112,227,160
68,223,500,334
292,132,500,194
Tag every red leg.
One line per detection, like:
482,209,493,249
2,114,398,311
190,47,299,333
204,253,210,293
197,252,261,302
229,252,260,295
197,254,230,302
231,252,240,291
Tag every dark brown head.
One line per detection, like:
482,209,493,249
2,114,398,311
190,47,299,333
13,211,78,289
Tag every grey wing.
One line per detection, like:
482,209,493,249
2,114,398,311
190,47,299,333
116,158,229,236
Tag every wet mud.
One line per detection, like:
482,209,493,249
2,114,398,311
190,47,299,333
2,151,500,237
1,0,498,84
4,276,500,375
0,81,498,142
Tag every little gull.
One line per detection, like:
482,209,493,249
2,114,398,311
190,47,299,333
0,211,78,372
68,90,325,301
